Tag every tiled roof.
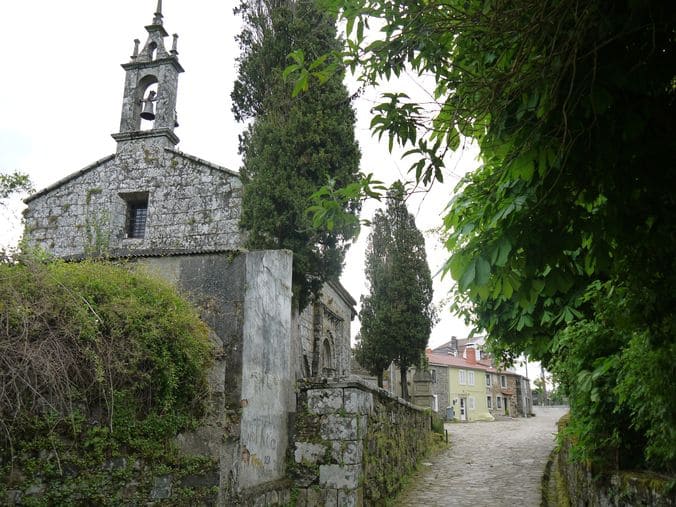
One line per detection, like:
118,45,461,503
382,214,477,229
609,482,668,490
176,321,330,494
426,351,497,372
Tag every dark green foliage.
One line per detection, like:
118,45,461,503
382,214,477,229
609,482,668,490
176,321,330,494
312,0,675,471
233,0,361,310
551,281,676,471
357,183,436,398
0,258,214,503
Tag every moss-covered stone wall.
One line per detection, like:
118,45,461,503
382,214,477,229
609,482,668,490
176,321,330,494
555,415,675,506
290,379,433,506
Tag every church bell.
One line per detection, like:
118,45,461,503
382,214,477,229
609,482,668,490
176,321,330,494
140,101,156,121
140,90,157,121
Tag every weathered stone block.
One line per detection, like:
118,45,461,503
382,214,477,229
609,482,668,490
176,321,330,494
307,388,344,414
332,441,363,465
295,442,330,465
6,490,22,505
25,483,46,496
325,488,339,507
179,470,219,488
102,456,127,471
175,425,222,459
296,488,308,507
344,389,373,415
319,464,361,489
338,488,363,507
320,415,361,440
306,487,324,506
150,475,172,500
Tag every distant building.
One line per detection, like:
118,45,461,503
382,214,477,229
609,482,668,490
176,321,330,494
424,342,533,420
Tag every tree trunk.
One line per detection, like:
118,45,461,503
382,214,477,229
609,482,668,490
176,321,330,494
377,371,384,389
400,365,409,400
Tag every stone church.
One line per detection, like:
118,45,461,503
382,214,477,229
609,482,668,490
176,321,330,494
23,2,355,382
22,3,356,501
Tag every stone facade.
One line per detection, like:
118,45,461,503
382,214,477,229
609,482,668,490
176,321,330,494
24,146,243,258
429,364,449,415
21,2,355,387
291,379,433,506
293,281,355,380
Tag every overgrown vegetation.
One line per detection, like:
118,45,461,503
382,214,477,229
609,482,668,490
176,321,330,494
233,0,361,311
292,0,674,473
0,258,215,504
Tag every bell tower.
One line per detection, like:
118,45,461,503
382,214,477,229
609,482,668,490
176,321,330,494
112,0,184,149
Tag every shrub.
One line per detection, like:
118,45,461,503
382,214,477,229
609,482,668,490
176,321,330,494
0,257,212,462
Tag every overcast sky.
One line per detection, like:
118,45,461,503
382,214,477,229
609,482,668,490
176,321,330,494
0,1,494,353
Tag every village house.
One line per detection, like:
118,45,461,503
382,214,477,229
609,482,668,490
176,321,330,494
424,339,533,420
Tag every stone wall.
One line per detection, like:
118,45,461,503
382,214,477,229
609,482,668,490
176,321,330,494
139,250,294,505
291,379,433,506
23,144,243,258
430,365,450,418
2,251,294,506
555,416,675,506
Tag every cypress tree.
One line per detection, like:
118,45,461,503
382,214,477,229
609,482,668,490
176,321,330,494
232,0,361,310
358,182,436,399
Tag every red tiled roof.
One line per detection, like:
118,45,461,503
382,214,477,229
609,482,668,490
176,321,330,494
426,351,497,372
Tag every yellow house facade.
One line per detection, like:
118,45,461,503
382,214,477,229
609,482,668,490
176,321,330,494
448,363,494,422
428,348,495,422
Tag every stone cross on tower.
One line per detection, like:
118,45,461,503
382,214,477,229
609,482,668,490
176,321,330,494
112,0,184,150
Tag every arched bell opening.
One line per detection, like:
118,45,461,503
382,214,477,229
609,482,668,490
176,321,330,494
136,75,159,131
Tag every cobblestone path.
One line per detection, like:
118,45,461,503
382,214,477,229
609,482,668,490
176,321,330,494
396,406,568,507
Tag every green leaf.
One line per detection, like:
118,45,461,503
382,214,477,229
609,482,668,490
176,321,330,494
291,70,309,97
448,254,467,281
476,257,491,285
448,127,460,151
495,238,512,267
459,259,476,290
502,277,513,299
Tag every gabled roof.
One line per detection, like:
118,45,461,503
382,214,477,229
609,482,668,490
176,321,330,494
432,335,487,354
165,148,240,178
24,147,240,205
426,351,497,372
328,279,357,307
